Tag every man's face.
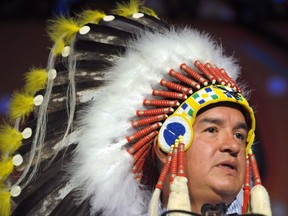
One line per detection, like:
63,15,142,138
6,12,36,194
185,105,247,206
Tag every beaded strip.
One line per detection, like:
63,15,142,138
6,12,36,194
242,156,251,213
249,150,262,185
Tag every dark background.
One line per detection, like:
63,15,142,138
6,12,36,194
0,0,287,215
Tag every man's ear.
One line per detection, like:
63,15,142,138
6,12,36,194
154,138,168,164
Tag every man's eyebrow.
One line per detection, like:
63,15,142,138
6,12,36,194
199,117,224,125
199,117,248,131
235,122,248,132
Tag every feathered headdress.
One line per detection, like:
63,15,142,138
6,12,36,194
0,1,271,215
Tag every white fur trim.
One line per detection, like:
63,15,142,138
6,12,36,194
251,185,272,216
167,176,191,213
148,188,161,216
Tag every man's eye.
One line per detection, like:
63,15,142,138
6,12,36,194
204,127,217,133
235,132,246,141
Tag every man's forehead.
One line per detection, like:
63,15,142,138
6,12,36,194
196,116,248,133
195,102,250,127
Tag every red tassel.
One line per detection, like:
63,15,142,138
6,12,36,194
131,114,167,127
136,107,174,117
218,67,241,92
213,65,231,87
160,79,193,94
132,140,152,172
156,151,173,190
170,144,178,184
205,63,226,85
127,131,158,154
169,69,200,89
180,63,208,86
177,141,186,177
126,123,162,142
132,140,152,163
242,157,251,214
133,144,152,182
194,60,216,84
152,89,187,100
249,151,262,185
143,99,179,107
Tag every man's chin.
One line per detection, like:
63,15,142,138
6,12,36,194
211,184,241,203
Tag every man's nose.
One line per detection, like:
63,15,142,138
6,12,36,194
219,133,241,157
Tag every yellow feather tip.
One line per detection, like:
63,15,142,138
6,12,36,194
112,0,158,18
0,188,11,216
0,158,14,181
0,124,22,155
53,39,66,56
140,6,158,18
113,0,143,16
77,10,106,26
48,16,81,42
24,68,48,95
8,92,34,120
47,16,81,55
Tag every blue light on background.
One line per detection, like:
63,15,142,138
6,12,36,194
273,0,286,3
239,42,288,98
0,94,10,116
54,0,80,15
266,76,287,96
240,42,286,75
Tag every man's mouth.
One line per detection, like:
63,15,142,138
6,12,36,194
217,161,238,175
221,163,235,170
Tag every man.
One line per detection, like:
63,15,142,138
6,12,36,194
155,103,249,214
0,1,271,216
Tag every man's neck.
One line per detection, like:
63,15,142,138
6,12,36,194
189,194,234,214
